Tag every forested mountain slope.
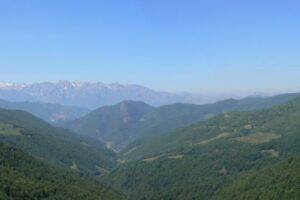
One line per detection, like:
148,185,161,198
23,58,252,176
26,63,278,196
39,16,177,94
0,108,116,175
64,100,155,150
105,97,300,200
212,157,300,200
65,92,300,150
0,142,123,200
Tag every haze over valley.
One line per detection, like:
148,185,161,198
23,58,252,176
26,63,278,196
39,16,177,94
0,80,266,109
1,0,300,200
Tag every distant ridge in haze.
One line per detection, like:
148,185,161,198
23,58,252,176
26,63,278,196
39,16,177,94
0,80,233,109
0,99,89,124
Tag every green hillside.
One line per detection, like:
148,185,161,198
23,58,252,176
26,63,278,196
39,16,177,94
0,108,116,175
213,157,300,200
65,100,155,150
0,142,123,200
0,99,89,124
105,97,300,200
65,92,300,150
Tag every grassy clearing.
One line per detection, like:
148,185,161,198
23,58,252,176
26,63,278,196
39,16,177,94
143,155,165,162
0,123,22,136
70,161,80,172
117,159,126,164
168,154,183,160
96,165,109,174
80,141,90,146
124,147,137,155
105,142,119,152
243,124,253,129
143,153,184,162
233,132,281,144
196,133,231,145
261,149,280,157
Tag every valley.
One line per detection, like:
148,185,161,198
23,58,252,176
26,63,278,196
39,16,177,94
64,92,300,151
104,96,300,199
2,1,299,199
1,92,300,199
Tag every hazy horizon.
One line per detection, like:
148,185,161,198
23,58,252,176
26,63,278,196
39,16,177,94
1,2,300,199
0,79,298,98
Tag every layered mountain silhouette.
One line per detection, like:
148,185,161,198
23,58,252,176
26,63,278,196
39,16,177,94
0,81,221,109
105,96,300,200
64,92,300,150
1,87,300,200
0,99,89,124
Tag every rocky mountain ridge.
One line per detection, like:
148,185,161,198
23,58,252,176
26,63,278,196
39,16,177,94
0,80,222,109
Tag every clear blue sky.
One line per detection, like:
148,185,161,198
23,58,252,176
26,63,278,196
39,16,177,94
0,0,299,93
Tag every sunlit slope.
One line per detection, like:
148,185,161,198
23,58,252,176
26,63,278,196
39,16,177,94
66,92,300,150
106,97,300,200
64,100,155,150
213,157,300,200
0,142,123,200
0,108,116,175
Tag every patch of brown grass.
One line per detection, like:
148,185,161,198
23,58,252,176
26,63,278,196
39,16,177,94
233,132,281,144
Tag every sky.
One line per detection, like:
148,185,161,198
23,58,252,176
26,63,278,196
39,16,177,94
0,0,300,94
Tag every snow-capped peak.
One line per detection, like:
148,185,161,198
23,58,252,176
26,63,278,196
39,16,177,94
0,81,27,89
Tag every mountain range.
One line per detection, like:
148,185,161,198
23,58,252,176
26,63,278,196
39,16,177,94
0,80,245,109
105,96,300,200
1,87,300,199
64,92,300,150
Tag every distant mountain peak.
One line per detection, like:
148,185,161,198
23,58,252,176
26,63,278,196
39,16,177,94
119,100,150,105
57,80,84,88
0,81,27,89
0,80,230,109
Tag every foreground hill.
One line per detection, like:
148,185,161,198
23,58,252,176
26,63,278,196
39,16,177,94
0,142,122,200
0,108,116,175
213,157,300,200
65,92,300,150
105,97,300,200
0,99,89,124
